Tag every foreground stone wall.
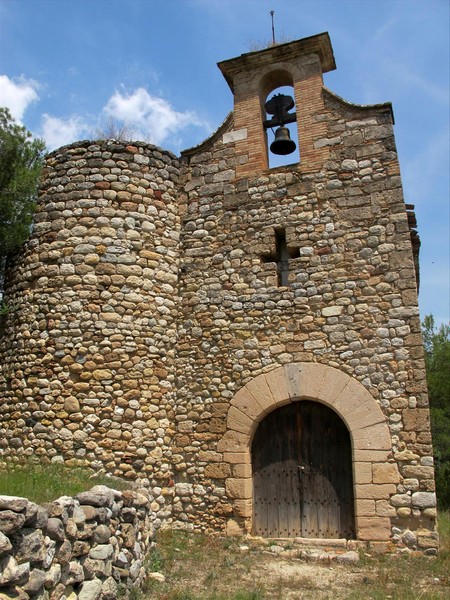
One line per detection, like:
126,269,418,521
0,486,159,600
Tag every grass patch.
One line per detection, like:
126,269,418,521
0,459,127,503
144,530,263,600
437,510,450,555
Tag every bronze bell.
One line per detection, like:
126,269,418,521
270,126,296,156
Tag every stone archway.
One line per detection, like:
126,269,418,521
218,362,399,542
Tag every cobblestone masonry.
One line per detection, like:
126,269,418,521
0,141,179,486
0,486,162,600
0,33,437,553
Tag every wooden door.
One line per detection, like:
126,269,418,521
252,401,355,539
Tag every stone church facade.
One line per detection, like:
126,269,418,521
0,33,438,552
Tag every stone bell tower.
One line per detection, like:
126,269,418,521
217,33,336,176
177,32,437,552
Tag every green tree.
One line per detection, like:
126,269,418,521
0,108,45,296
422,315,450,509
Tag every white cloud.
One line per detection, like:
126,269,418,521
40,114,89,150
0,75,39,121
103,87,206,146
35,87,209,152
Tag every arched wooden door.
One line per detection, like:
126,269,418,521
252,401,355,538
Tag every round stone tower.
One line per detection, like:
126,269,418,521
0,140,180,483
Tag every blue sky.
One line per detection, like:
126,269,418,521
0,0,449,326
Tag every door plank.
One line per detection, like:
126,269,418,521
252,400,355,539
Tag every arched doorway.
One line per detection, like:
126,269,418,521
252,400,355,539
221,363,395,541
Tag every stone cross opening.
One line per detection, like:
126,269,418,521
262,228,300,286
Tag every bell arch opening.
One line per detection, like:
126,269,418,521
259,69,299,168
263,86,300,168
252,400,355,539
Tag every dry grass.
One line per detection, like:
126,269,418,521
142,513,450,600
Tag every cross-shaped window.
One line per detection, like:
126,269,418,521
261,229,300,287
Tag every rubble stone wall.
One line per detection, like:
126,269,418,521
0,486,159,600
174,88,437,550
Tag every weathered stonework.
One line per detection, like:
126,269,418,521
0,141,179,485
0,486,163,599
0,33,437,552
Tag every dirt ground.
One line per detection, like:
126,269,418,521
216,552,364,599
145,531,449,600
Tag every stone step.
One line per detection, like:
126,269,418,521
243,536,363,564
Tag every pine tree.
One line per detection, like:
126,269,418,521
422,315,450,509
0,108,45,294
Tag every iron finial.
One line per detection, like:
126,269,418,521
270,10,275,45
